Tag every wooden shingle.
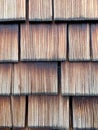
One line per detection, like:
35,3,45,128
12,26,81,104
29,0,52,21
0,25,18,62
0,97,12,127
28,95,69,129
61,62,98,95
20,24,67,61
11,96,26,127
73,97,98,129
0,0,25,21
0,64,12,95
54,0,98,20
69,24,90,61
13,62,58,95
91,24,98,60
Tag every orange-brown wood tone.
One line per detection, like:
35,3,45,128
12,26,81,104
0,25,18,62
29,0,52,21
0,0,25,21
20,24,67,61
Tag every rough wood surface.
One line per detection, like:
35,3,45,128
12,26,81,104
11,96,26,127
0,64,12,95
91,24,98,60
29,0,52,21
13,62,58,94
69,24,90,61
20,24,67,61
73,97,98,129
54,0,98,20
0,97,12,127
61,62,93,95
0,0,25,21
28,95,69,128
0,25,18,62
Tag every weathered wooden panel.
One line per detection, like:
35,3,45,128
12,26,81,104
20,24,66,61
54,0,98,20
69,24,90,61
0,97,12,127
28,95,69,128
0,25,18,62
29,0,52,21
11,96,26,127
13,62,58,94
0,64,12,95
61,62,91,95
0,0,25,21
73,97,98,129
91,24,98,60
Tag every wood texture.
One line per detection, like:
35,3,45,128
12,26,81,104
54,0,98,20
13,62,57,94
28,95,69,129
0,25,18,62
73,97,98,129
20,24,66,61
11,96,26,127
0,0,25,21
29,0,52,21
0,96,12,127
69,24,90,61
61,62,92,95
91,24,98,60
0,64,12,95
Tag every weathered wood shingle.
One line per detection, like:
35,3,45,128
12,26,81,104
54,0,98,20
69,24,90,61
29,0,52,21
13,62,58,95
73,97,98,129
0,25,18,62
28,95,69,129
20,24,67,61
0,0,25,21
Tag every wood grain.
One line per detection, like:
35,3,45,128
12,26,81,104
69,24,90,61
0,25,18,62
0,96,12,127
13,62,57,94
73,97,98,129
20,24,66,61
0,0,25,21
29,0,52,21
0,64,12,95
54,0,98,20
28,95,69,129
61,62,92,95
11,96,26,127
91,24,98,60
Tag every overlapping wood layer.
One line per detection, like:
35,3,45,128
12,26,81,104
29,0,52,21
54,0,98,20
28,95,69,129
0,0,25,21
20,24,67,61
73,97,98,129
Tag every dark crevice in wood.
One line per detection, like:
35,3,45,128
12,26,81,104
25,96,28,127
69,96,73,130
58,62,61,94
90,23,92,60
52,0,54,22
18,24,20,61
67,24,69,61
10,96,13,127
26,0,29,22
